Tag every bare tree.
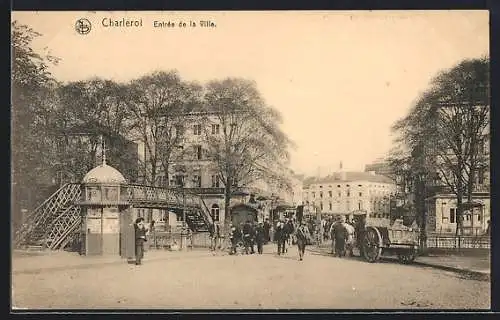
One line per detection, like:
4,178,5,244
202,78,294,227
127,71,198,186
55,79,136,181
391,57,489,240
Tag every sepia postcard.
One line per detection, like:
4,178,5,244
11,10,490,310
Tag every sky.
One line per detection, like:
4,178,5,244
12,11,489,177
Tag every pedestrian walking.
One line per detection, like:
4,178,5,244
242,220,255,254
275,220,287,255
296,221,311,261
263,218,271,244
255,222,265,254
209,222,221,251
228,223,241,255
134,217,148,265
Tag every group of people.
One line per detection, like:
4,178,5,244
133,214,367,265
209,217,314,261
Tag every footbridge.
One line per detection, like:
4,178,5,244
13,183,214,251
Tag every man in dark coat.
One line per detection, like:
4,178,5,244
242,220,255,254
354,214,367,257
331,216,348,257
255,222,266,254
296,221,311,261
275,220,287,255
263,219,271,244
229,223,241,255
284,219,295,249
134,217,148,265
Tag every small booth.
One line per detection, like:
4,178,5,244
230,203,258,226
78,162,135,258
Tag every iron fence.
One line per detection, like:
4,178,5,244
425,235,490,249
148,230,211,250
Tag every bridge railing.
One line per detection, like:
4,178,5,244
126,184,201,208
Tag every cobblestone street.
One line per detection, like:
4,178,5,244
12,245,490,310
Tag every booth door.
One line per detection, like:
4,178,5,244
102,207,120,255
86,216,103,255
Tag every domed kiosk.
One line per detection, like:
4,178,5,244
78,161,134,258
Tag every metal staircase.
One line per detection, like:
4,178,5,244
14,183,82,250
14,183,214,250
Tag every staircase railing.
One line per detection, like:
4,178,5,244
14,183,81,248
197,195,214,226
45,205,81,250
49,207,82,250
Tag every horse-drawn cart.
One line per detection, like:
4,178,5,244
355,215,420,264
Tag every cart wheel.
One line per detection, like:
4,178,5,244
363,226,382,263
397,253,416,264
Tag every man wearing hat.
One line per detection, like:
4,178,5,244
330,215,348,257
255,222,266,254
296,221,311,261
134,217,149,265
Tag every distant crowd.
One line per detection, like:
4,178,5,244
206,214,366,261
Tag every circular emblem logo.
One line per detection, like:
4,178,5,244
75,18,92,35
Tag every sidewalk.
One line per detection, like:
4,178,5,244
12,249,214,275
307,246,490,281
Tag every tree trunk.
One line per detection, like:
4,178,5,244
224,177,232,228
455,191,463,250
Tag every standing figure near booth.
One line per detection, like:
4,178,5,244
263,218,271,244
134,218,149,265
229,223,241,255
255,222,265,254
242,220,255,254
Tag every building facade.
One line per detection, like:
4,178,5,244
302,171,396,220
425,127,490,235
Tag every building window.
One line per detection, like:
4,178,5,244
175,175,184,187
328,191,332,197
193,124,202,135
211,175,220,188
329,202,332,210
320,192,323,198
211,204,220,221
359,192,362,197
450,208,456,223
176,213,184,221
358,202,362,210
193,175,201,188
211,124,220,134
319,185,323,188
320,203,323,210
312,192,316,198
338,192,341,197
194,145,202,160
337,185,341,188
347,191,350,197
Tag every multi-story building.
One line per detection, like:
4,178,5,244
302,170,396,221
364,158,394,179
425,123,490,236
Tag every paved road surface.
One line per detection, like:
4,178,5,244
12,245,490,310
